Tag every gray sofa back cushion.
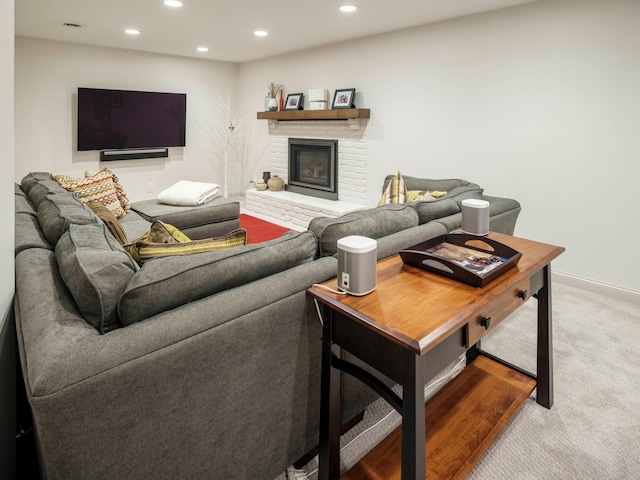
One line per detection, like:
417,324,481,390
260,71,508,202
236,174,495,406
22,175,68,209
15,213,51,254
412,197,460,225
308,203,419,257
56,223,139,334
37,192,99,245
118,230,318,326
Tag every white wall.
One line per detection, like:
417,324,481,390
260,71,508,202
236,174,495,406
13,0,640,296
14,37,243,200
238,0,640,295
1,0,15,476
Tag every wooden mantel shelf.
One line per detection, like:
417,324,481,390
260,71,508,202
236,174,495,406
257,108,370,122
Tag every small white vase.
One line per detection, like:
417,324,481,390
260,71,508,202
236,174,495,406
268,97,278,111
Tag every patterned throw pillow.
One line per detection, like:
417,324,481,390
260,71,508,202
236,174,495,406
378,171,407,206
85,169,131,215
124,222,247,265
407,190,448,202
54,169,127,218
87,200,129,245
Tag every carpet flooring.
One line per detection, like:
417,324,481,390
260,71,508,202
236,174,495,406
276,282,640,480
239,213,292,244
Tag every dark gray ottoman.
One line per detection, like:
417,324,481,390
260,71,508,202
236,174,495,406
130,197,240,239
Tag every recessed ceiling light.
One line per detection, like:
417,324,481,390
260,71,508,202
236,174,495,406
197,46,209,52
339,4,358,13
254,30,268,37
164,0,183,7
125,29,141,35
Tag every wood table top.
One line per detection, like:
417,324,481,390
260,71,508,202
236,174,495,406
308,232,564,355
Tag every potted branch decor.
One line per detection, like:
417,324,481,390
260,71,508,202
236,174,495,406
201,89,246,198
267,82,282,111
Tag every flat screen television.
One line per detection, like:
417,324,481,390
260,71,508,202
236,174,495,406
77,87,187,152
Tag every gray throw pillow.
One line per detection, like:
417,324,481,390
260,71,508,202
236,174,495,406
56,223,138,334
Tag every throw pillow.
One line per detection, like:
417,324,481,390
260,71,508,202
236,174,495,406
53,169,127,218
378,171,407,206
87,200,129,245
85,168,131,215
407,190,448,202
124,225,247,265
55,223,138,334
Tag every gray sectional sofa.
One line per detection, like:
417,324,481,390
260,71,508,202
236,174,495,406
14,172,520,480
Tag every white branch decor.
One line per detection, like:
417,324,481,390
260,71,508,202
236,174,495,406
201,89,247,198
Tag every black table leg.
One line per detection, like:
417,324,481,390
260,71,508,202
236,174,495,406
536,264,554,408
401,354,426,480
319,307,342,480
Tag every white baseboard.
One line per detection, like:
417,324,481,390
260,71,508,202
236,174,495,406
553,271,640,305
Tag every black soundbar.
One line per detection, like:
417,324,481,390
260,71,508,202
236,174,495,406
100,148,169,161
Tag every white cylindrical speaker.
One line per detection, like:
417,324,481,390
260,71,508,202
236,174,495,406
461,199,490,236
337,236,377,296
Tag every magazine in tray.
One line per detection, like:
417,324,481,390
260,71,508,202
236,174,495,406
399,234,522,287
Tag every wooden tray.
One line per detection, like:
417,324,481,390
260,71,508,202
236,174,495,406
399,233,521,287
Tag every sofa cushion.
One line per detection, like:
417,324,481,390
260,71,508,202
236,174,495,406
308,203,419,257
22,176,68,209
88,200,129,246
412,197,461,225
53,169,127,218
20,172,56,197
130,197,240,230
37,192,100,246
118,230,317,326
56,223,138,334
15,212,51,254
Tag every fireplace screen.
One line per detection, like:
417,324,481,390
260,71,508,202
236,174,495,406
287,138,338,200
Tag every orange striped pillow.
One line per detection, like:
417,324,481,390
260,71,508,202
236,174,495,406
54,169,126,218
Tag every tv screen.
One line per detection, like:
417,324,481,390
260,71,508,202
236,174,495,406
77,87,186,151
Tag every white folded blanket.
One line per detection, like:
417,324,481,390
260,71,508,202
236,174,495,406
157,180,220,206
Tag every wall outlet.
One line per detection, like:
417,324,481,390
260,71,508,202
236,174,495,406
341,272,350,289
147,182,154,193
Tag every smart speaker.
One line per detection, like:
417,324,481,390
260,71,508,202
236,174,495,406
337,236,377,296
462,199,490,236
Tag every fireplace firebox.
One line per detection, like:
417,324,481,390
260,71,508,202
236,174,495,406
287,138,338,200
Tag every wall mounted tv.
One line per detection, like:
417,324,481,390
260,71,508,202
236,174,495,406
77,87,186,159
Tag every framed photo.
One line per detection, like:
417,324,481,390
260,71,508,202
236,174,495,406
285,93,304,110
331,88,356,109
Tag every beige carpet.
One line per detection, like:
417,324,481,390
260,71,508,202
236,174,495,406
276,282,640,479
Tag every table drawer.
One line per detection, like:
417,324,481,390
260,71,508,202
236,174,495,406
466,278,531,348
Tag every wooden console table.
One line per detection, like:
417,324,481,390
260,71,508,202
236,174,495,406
307,233,564,479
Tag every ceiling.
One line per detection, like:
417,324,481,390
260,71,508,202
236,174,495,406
16,0,538,63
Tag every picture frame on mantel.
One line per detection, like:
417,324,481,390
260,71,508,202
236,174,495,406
331,88,356,109
285,93,304,110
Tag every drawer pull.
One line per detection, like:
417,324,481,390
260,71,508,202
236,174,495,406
480,317,491,329
518,290,527,301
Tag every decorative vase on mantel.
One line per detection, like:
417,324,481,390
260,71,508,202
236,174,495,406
268,97,278,111
267,175,284,191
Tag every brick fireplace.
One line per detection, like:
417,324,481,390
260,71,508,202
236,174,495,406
245,118,369,228
264,119,368,205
